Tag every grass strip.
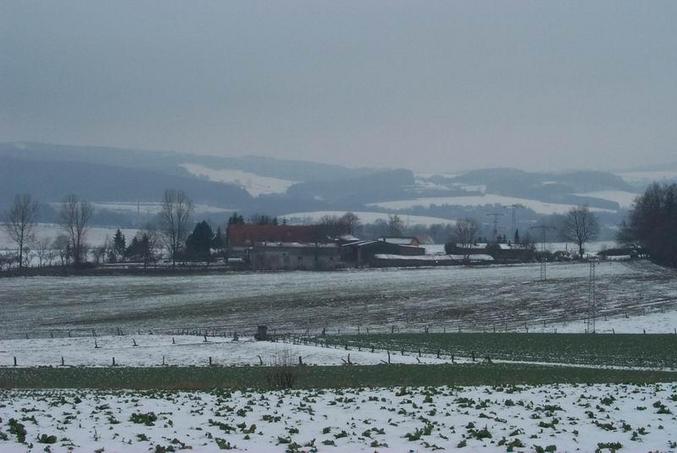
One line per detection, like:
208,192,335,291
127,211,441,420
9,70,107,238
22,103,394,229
1,363,676,390
316,333,677,368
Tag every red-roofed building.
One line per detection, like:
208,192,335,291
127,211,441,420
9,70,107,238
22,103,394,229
226,224,326,248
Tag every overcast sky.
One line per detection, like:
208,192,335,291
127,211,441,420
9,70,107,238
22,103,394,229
1,1,676,172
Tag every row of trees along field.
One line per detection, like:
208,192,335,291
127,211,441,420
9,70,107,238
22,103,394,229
618,182,677,266
0,190,222,271
1,182,674,271
1,194,93,271
445,205,600,258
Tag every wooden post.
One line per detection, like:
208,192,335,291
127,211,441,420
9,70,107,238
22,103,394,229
132,338,137,347
112,357,116,366
209,356,213,366
172,337,176,344
387,350,391,364
13,356,17,367
162,355,165,366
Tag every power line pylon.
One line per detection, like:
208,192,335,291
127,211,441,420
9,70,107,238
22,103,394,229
530,224,556,281
486,212,505,242
587,259,597,333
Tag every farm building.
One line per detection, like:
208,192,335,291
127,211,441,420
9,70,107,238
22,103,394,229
377,236,422,246
341,238,426,266
445,242,535,263
250,242,343,270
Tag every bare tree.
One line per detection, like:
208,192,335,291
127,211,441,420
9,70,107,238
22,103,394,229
158,189,193,266
2,194,39,272
32,236,51,268
561,206,600,257
140,224,161,270
339,212,361,235
58,194,94,266
92,236,111,265
455,218,479,260
53,234,71,266
387,215,404,236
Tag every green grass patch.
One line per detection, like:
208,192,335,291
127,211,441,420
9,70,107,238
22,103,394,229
315,333,677,368
1,363,676,390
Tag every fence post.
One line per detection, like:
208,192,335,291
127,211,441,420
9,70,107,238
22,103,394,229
13,356,17,367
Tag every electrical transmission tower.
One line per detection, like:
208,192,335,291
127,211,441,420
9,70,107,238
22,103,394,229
587,259,597,333
486,212,505,242
529,224,556,281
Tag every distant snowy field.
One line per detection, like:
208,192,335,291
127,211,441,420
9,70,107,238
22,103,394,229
368,194,616,215
181,163,296,196
283,211,456,226
1,383,675,452
574,190,639,209
88,201,233,215
619,170,677,185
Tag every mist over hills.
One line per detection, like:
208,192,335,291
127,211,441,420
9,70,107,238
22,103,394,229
0,142,660,231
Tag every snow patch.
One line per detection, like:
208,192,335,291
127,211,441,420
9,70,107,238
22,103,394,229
181,163,296,196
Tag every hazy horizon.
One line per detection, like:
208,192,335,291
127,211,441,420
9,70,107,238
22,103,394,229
2,1,677,173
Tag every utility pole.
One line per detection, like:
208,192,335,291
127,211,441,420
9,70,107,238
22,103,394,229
530,224,556,281
587,259,597,333
486,212,505,243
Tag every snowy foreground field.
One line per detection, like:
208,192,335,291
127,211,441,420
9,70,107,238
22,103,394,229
1,384,676,452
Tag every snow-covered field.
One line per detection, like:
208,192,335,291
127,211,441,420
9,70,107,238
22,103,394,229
88,201,232,215
619,170,677,185
533,309,677,335
1,383,675,452
368,194,616,215
0,335,447,368
574,190,639,209
1,261,677,339
181,163,296,196
282,211,456,226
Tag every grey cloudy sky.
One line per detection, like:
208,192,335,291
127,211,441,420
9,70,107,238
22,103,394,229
1,1,676,172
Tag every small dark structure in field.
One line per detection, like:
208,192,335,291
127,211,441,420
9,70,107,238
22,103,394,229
254,325,269,341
